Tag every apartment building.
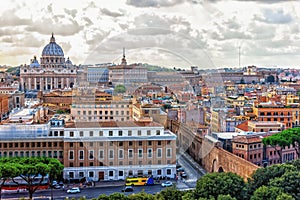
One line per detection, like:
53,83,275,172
232,134,297,166
63,121,177,181
71,88,132,122
0,116,177,181
253,101,295,129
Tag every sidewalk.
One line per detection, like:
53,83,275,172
179,148,207,176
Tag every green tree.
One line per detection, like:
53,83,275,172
0,160,21,200
217,194,237,200
108,192,129,200
128,191,155,199
263,128,300,163
266,75,275,83
269,171,300,199
114,84,126,94
97,194,109,200
276,193,295,200
251,186,283,200
247,164,295,195
288,159,300,170
182,191,196,200
194,172,245,200
156,187,184,200
9,157,64,200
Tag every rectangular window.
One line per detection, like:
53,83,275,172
69,151,74,160
109,131,113,136
79,150,84,160
109,171,114,177
89,131,93,137
166,148,172,158
69,172,74,179
99,131,103,136
89,142,93,147
128,149,133,158
118,171,124,177
89,150,94,160
119,149,124,159
128,130,132,136
138,149,143,158
80,131,83,137
147,148,152,158
157,148,162,158
118,130,122,136
167,169,172,175
156,130,161,135
89,171,94,178
148,141,152,146
147,130,151,135
99,150,104,159
109,150,114,159
138,130,142,136
70,132,74,137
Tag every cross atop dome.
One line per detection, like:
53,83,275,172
50,33,55,43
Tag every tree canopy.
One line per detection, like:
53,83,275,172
194,172,246,200
262,127,300,162
114,84,126,94
0,157,63,200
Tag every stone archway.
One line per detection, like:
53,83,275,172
218,167,224,172
212,159,218,172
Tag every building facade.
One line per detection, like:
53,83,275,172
20,34,77,91
0,120,177,181
108,50,147,89
63,121,176,181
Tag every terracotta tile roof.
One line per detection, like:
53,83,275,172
232,135,262,144
235,121,249,131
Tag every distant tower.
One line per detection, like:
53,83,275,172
121,47,127,65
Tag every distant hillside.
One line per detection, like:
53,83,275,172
6,66,20,76
142,63,174,72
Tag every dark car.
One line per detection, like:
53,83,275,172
176,167,185,173
122,186,134,192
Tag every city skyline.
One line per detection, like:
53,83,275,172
0,0,300,69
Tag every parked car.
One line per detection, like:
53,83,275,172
161,181,173,187
181,172,187,178
53,184,61,189
122,186,134,192
67,187,81,194
176,167,185,173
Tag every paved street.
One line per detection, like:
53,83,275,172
176,149,207,190
2,184,166,200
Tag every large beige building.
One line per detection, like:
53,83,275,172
0,118,177,181
20,34,77,91
71,88,132,122
63,121,176,181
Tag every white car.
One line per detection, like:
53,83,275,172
161,181,173,187
67,187,81,194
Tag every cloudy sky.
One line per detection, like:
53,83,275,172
0,0,299,69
